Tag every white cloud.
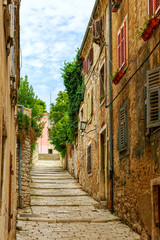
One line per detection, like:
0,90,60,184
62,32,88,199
20,0,95,110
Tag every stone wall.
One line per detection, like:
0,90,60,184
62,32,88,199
66,0,160,239
17,135,31,208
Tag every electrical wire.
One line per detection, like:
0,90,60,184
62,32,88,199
106,40,160,108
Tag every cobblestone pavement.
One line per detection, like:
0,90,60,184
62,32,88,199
16,159,141,240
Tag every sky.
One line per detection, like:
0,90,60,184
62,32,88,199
20,0,95,111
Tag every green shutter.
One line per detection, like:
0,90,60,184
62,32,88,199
118,101,128,152
147,67,160,128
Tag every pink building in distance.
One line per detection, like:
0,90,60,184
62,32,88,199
38,113,54,154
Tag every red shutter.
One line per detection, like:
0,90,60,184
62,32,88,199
120,28,123,68
118,31,121,69
83,59,88,76
149,0,154,15
89,47,93,65
155,0,160,14
121,25,125,67
124,20,127,67
118,19,127,69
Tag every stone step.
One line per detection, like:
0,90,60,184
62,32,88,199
38,154,60,161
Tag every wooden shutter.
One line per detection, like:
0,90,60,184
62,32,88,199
89,47,93,66
83,59,88,76
118,31,121,69
155,0,160,13
147,67,160,128
144,86,150,136
87,145,91,173
92,23,95,43
91,88,93,116
149,0,154,15
118,101,128,152
95,18,102,39
118,19,127,69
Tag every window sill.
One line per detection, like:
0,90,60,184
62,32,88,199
119,148,129,160
150,128,160,142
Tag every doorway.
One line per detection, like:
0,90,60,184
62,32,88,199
99,126,108,201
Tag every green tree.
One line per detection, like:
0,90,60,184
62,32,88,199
49,50,84,158
49,91,70,158
18,75,46,156
50,91,69,124
61,49,84,140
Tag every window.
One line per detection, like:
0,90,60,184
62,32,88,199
117,100,129,156
118,18,127,69
48,149,52,154
87,144,92,173
92,16,104,45
146,66,160,128
100,64,105,103
87,88,93,121
83,47,93,75
148,0,160,16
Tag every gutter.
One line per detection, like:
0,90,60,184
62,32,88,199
107,0,113,213
79,0,100,57
18,104,24,208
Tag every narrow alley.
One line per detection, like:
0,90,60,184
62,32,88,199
16,157,140,240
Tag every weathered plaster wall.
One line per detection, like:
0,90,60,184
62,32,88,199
0,1,20,239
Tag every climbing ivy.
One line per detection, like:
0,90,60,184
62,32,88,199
49,50,84,158
62,49,84,140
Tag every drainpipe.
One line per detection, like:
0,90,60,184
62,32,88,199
18,105,23,208
108,0,113,212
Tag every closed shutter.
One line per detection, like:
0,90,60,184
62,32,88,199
87,145,91,173
92,22,95,43
144,85,150,135
91,88,93,116
95,18,102,39
118,101,128,152
118,31,121,69
149,0,154,15
118,18,127,69
83,59,88,76
89,47,93,66
155,0,160,13
147,67,160,127
149,0,160,15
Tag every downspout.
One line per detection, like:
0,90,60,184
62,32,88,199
108,0,113,212
18,105,23,208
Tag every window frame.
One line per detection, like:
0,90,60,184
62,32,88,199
117,16,127,70
99,62,105,104
117,100,129,159
87,143,92,173
146,66,160,128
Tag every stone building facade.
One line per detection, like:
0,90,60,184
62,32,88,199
66,0,160,239
16,107,32,209
38,113,56,155
0,0,20,239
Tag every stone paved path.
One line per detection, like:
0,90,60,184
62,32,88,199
16,159,141,240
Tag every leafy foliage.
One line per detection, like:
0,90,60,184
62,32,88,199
61,49,84,139
49,50,84,158
49,92,70,158
18,75,46,156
